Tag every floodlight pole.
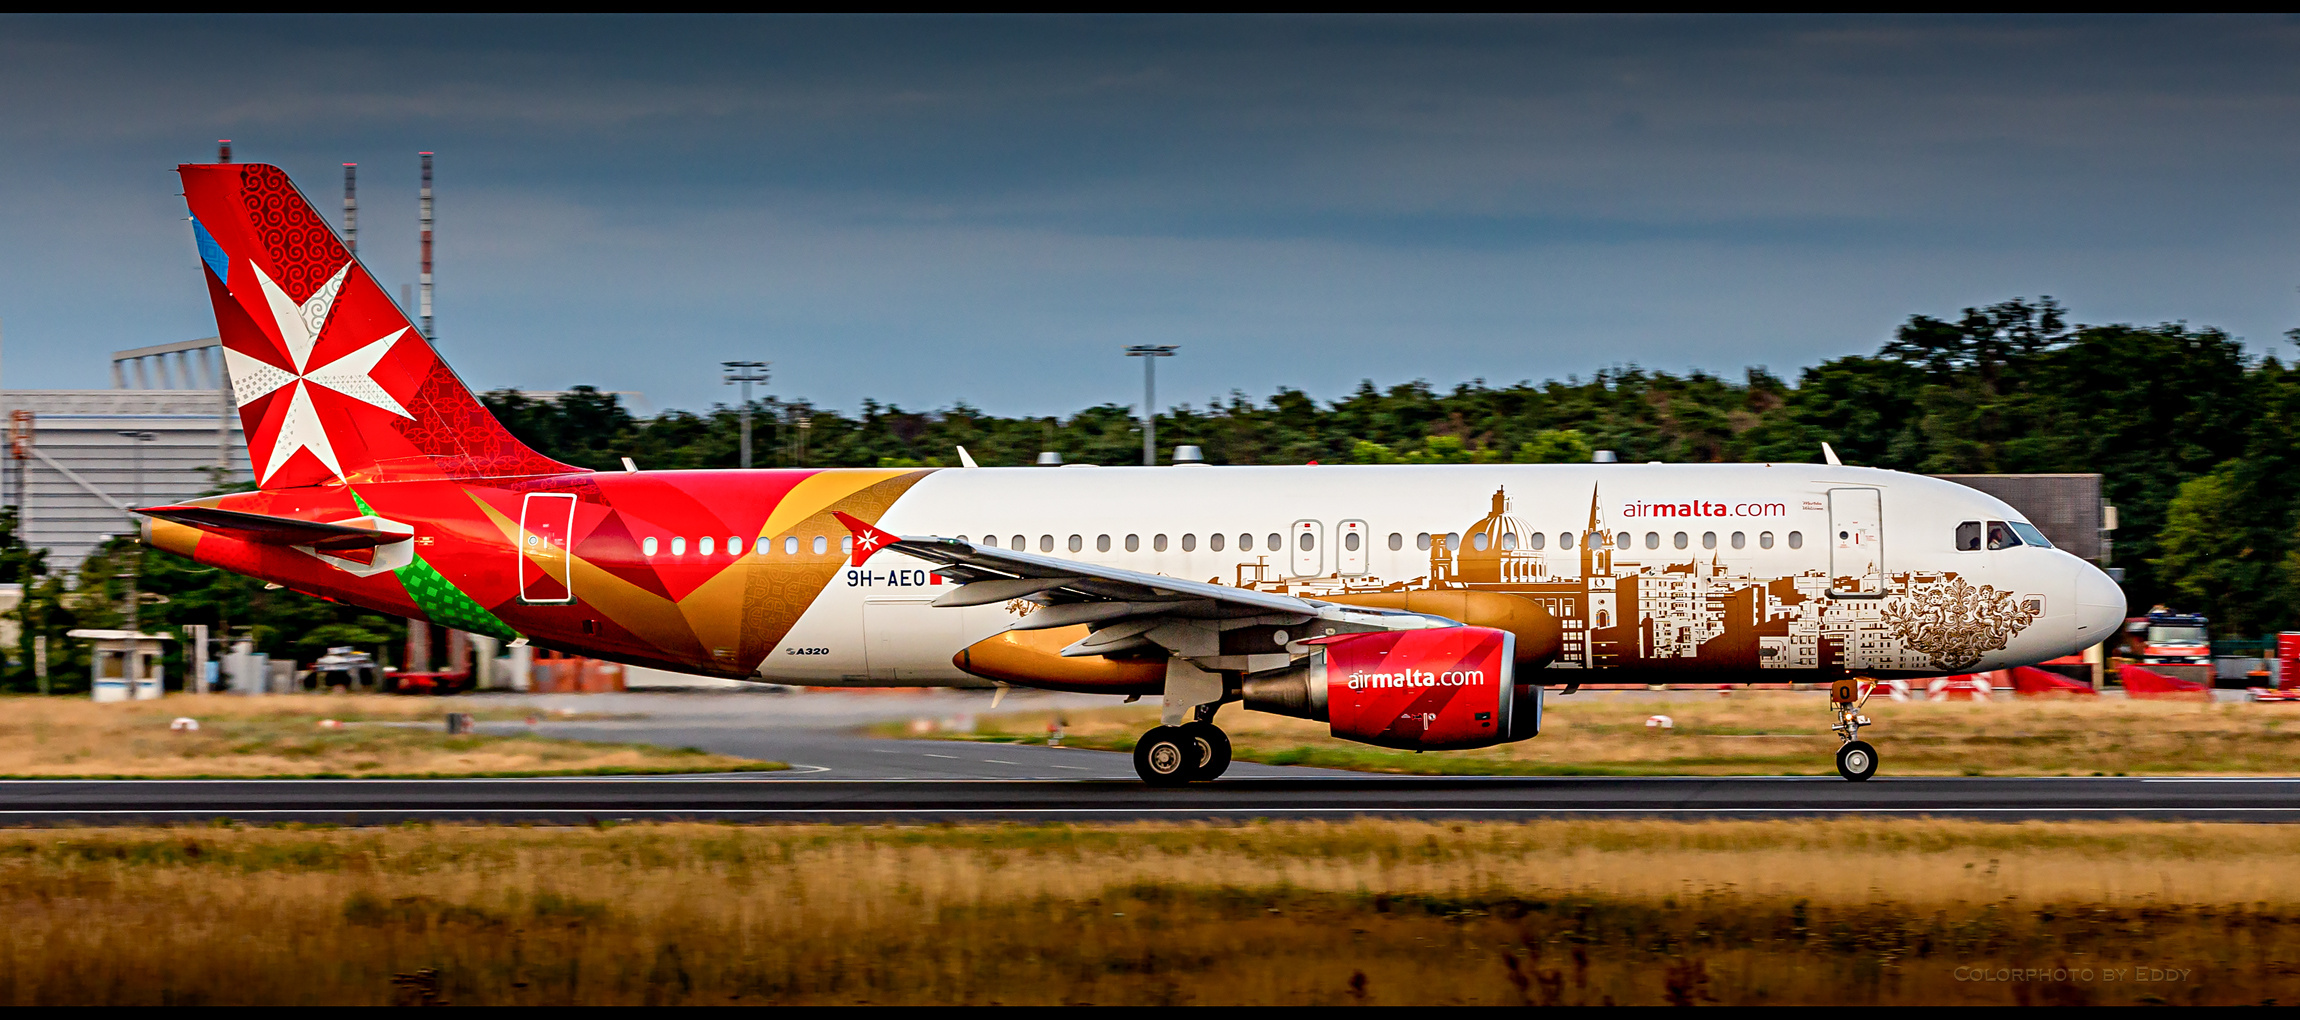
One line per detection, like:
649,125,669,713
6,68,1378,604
1124,345,1177,466
118,430,155,693
722,361,770,468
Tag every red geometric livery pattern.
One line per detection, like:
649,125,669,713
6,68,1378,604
158,163,933,675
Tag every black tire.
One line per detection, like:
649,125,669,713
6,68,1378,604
1180,721,1231,781
1837,740,1879,782
1133,726,1193,786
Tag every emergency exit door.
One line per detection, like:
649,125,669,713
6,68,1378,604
518,492,577,604
1336,519,1369,575
1290,520,1324,577
1828,487,1884,597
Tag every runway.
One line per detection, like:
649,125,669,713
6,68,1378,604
8,692,2292,825
4,773,2298,825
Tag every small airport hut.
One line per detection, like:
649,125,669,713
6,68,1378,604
68,629,173,702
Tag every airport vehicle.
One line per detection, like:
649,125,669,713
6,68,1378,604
2134,609,2211,666
142,162,2127,784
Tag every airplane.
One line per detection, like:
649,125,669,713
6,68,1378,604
143,161,2127,785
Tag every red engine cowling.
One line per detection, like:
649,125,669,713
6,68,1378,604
1311,626,1527,750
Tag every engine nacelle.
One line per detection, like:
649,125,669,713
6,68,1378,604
1240,626,1539,750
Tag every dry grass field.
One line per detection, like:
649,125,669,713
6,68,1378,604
915,692,2300,776
0,818,2291,1005
0,695,780,778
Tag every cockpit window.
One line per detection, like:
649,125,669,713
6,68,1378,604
2008,521,2053,549
1986,521,2021,550
1955,521,1982,551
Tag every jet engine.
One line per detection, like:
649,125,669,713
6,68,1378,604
1239,625,1538,750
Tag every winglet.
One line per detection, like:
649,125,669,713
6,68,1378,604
1821,442,1843,467
831,511,901,567
956,446,979,468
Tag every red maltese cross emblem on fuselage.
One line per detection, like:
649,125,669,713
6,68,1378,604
223,259,413,485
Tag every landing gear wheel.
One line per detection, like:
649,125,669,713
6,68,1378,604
1179,721,1231,782
1133,726,1194,786
1837,740,1879,782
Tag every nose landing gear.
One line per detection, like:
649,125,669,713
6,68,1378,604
1132,717,1233,785
1830,678,1881,782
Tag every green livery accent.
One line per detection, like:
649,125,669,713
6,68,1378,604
350,490,521,642
396,554,520,642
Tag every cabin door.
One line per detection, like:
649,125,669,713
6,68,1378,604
1827,487,1884,597
518,492,578,604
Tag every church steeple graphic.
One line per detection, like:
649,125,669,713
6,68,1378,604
1582,485,1610,576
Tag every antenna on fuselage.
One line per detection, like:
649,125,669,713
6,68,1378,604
1821,442,1843,467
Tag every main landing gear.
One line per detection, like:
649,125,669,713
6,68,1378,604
1133,718,1232,786
1830,678,1880,782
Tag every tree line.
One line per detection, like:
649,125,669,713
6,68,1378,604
5,296,2293,690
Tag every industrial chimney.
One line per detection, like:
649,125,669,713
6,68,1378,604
419,151,434,342
342,163,357,253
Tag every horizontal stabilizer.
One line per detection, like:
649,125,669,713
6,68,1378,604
138,505,414,552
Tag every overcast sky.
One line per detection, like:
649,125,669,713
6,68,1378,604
3,15,2297,415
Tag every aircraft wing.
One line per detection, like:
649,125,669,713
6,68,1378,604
831,511,1320,631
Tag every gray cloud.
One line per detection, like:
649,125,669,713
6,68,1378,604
1,15,2296,415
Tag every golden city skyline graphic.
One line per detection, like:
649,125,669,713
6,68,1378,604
1227,485,2042,675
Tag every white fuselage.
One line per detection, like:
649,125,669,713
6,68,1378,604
762,463,2125,685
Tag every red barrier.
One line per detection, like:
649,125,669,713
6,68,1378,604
2119,664,2209,699
2011,665,2096,697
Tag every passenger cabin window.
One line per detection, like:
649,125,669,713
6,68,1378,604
1500,533,1516,551
1559,532,1574,550
1759,532,1774,549
785,536,799,555
671,537,687,556
1674,532,1689,550
1388,532,1403,551
1155,534,1169,552
1446,532,1462,551
1182,533,1197,551
1237,533,1251,552
1068,534,1083,553
1702,531,1716,550
756,537,770,555
1301,532,1317,551
1011,535,1025,550
699,537,715,556
1040,535,1054,552
1644,532,1659,549
1472,532,1489,551
1267,533,1281,550
1731,531,1746,549
1787,531,1803,549
812,536,828,555
1344,532,1360,551
1417,533,1432,551
842,537,853,554
980,535,998,549
1616,531,1630,549
730,536,742,555
1125,534,1139,552
1956,521,1983,551
1210,533,1226,552
1530,532,1546,550
643,537,659,556
1096,535,1110,553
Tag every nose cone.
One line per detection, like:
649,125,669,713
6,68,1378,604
2074,562,2127,648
